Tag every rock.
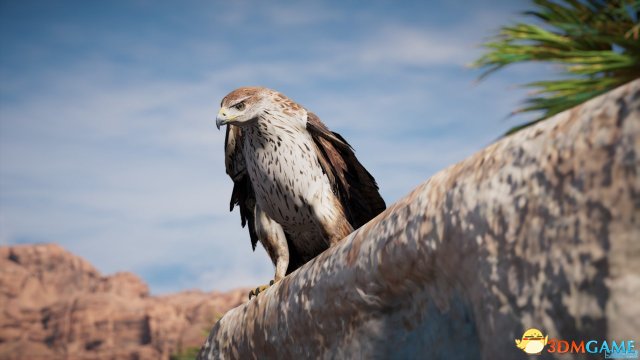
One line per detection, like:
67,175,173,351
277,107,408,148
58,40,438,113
0,244,247,360
98,272,150,298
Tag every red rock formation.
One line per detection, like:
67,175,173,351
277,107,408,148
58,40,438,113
0,244,246,360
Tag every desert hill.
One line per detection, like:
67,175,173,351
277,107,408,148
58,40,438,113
0,243,246,360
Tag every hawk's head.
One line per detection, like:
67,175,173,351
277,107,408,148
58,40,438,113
216,87,305,129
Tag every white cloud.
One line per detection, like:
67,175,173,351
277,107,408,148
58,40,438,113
354,25,472,67
263,3,341,26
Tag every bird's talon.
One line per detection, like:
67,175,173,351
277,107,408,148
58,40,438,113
248,282,275,300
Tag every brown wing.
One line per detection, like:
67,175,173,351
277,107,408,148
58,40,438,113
306,112,386,229
224,125,259,250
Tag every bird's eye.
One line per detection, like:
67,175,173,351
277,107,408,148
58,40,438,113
233,102,245,111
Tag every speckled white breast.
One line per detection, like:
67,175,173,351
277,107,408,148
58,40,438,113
243,118,334,239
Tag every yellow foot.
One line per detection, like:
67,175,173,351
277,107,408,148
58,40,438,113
248,280,275,299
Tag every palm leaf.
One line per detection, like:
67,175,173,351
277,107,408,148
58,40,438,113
472,0,640,135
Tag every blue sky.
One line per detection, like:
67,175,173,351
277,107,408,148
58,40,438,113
0,0,545,294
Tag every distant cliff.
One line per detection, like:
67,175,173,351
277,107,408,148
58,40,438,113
0,243,247,360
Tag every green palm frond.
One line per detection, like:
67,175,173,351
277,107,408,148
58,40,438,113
473,0,640,135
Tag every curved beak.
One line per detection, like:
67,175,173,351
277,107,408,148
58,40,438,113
216,108,228,130
216,117,227,130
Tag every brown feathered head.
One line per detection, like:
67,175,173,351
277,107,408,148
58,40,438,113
216,87,305,129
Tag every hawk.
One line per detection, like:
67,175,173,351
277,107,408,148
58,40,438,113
216,87,386,298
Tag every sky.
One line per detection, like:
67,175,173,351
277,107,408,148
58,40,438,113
0,0,546,294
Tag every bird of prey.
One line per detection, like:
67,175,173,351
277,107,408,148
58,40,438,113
216,87,386,298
